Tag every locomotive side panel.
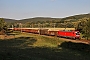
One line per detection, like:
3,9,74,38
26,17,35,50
57,30,80,39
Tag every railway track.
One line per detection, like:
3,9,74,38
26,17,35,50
59,38,90,44
8,28,90,45
36,33,90,45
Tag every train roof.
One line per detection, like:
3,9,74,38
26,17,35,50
8,28,75,31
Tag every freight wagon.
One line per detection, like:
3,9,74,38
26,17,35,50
39,29,48,35
48,31,58,36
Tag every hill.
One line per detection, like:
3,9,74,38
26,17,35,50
4,18,17,23
17,17,61,23
61,13,90,20
3,17,61,23
1,13,90,23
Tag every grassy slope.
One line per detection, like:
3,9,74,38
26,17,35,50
0,32,90,60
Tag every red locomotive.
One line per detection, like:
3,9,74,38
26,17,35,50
57,30,80,39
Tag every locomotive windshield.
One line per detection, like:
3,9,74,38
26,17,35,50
76,32,80,35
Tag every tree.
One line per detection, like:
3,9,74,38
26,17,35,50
74,17,90,40
86,19,90,40
0,18,7,31
87,19,90,30
0,18,7,34
77,18,90,40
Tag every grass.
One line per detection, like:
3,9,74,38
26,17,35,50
15,33,64,47
0,32,90,60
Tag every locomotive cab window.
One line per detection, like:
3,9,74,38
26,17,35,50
76,32,80,35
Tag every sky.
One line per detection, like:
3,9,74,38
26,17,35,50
0,0,90,20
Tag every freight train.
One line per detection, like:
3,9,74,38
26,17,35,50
8,28,80,40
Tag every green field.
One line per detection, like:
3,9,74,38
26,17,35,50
0,32,90,60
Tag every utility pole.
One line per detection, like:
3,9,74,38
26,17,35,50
12,25,14,32
38,23,41,35
32,24,34,28
54,23,56,28
12,25,13,28
19,23,22,33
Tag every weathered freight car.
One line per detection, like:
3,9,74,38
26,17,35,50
39,29,48,35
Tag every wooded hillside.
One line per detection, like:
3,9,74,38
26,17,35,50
0,13,90,39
